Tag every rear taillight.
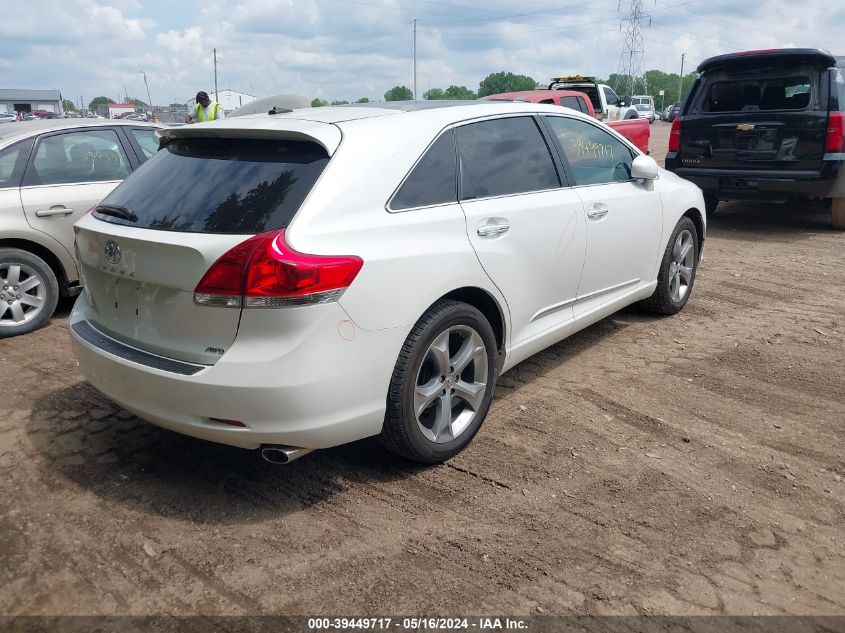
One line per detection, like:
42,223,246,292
668,116,683,152
194,230,363,308
825,111,845,153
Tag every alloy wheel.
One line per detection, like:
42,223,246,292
0,262,47,328
668,229,694,303
414,326,489,444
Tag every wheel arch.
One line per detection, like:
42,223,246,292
0,238,71,295
437,286,506,354
682,207,705,261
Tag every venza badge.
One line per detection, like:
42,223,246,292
104,240,121,265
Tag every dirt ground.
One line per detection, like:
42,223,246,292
1,122,843,618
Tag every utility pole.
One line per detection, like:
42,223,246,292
678,53,686,102
213,48,219,102
123,85,128,103
141,71,153,108
412,19,417,100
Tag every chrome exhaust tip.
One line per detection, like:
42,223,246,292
260,445,315,464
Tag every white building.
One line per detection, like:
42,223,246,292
0,89,63,115
107,103,136,118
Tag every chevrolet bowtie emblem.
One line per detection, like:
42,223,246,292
737,123,755,131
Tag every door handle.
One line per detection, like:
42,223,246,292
587,204,609,219
35,205,74,217
477,222,509,237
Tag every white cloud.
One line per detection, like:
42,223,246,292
2,0,843,106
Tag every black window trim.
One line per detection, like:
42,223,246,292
21,126,137,188
386,112,594,211
386,127,459,213
539,114,641,190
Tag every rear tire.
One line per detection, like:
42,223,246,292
640,217,699,315
0,248,59,338
831,198,845,230
380,300,497,463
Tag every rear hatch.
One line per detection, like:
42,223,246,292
74,123,336,365
678,51,834,173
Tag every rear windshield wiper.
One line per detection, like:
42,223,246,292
95,204,138,222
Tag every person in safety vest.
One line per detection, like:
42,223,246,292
186,91,225,124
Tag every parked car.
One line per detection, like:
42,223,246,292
0,113,17,124
630,95,655,109
634,103,656,123
665,102,682,122
0,119,162,337
69,101,705,464
665,48,845,228
482,90,650,153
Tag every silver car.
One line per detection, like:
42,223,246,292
0,119,161,337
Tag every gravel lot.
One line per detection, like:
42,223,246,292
1,122,843,617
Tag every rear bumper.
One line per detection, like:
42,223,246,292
69,296,408,450
665,156,845,201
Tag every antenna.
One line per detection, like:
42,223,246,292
615,0,650,96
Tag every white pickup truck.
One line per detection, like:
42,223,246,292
549,76,640,121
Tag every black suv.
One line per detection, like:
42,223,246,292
665,49,845,228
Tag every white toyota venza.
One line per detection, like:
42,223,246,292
69,102,705,464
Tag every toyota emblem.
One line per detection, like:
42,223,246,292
104,240,121,265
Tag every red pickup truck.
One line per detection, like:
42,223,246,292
482,89,651,154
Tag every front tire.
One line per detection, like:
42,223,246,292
831,198,845,229
0,249,59,338
380,300,497,463
640,217,699,315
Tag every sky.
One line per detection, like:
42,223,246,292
2,0,843,107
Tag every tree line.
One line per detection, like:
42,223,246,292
315,69,698,106
80,67,699,113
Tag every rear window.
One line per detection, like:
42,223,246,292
704,77,812,112
390,131,457,210
561,96,585,113
95,138,329,234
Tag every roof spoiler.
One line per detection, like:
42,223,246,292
697,48,836,73
155,118,343,155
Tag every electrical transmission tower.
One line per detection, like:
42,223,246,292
615,0,650,96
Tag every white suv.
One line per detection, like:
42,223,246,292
69,102,705,463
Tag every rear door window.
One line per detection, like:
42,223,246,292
705,76,812,112
456,117,560,200
390,131,457,210
29,129,131,185
561,96,583,112
95,138,329,234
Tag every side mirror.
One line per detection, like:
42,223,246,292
631,154,659,180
